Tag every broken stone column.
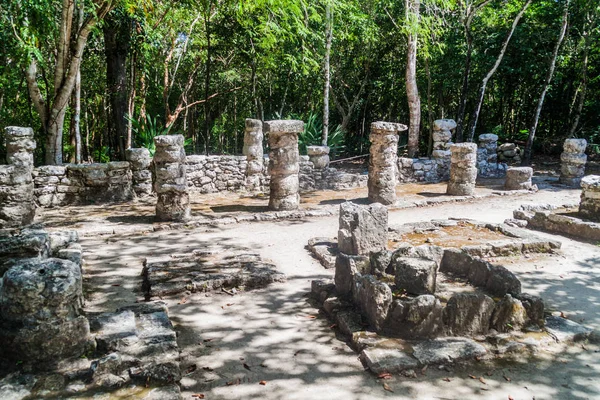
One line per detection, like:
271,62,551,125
432,119,456,150
579,175,600,222
307,145,330,169
126,148,153,196
446,143,478,196
264,120,303,211
368,121,408,205
505,167,534,190
0,127,36,228
243,119,264,192
154,135,190,221
335,202,388,298
0,258,93,364
560,139,587,187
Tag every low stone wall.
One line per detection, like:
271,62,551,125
185,155,248,193
33,162,134,207
397,157,446,183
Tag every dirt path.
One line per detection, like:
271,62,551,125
76,186,599,400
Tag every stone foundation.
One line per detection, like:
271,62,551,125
154,135,190,221
368,121,408,205
447,143,478,196
265,120,303,211
579,175,600,222
0,127,36,228
560,139,587,187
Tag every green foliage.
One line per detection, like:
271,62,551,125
128,114,172,156
298,113,346,157
92,146,111,163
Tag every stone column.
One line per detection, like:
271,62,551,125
579,175,600,222
0,258,93,363
368,121,408,205
154,135,190,221
560,139,587,187
446,143,478,196
264,120,303,211
243,118,264,192
478,134,498,164
307,145,330,169
505,167,534,190
0,127,36,228
432,119,456,150
126,148,153,196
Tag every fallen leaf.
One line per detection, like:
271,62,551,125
185,364,197,374
203,338,214,343
442,377,451,382
179,297,188,304
377,372,392,380
383,383,393,392
329,324,337,329
560,311,567,318
469,375,477,379
306,315,317,319
504,375,511,382
192,395,205,399
421,365,428,375
259,380,267,385
202,367,214,372
479,377,487,384
227,303,234,307
480,387,489,391
475,356,482,361
243,363,251,371
508,396,514,400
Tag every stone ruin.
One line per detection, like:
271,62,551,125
446,143,478,196
309,202,594,374
498,142,522,164
368,121,408,205
559,138,587,187
154,135,190,221
0,127,36,228
477,134,507,178
432,119,456,152
265,119,304,211
504,166,535,191
243,118,264,192
126,147,153,196
511,174,600,241
307,145,330,169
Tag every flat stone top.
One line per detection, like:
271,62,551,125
245,118,263,129
450,143,477,153
433,119,457,131
564,138,587,153
154,134,185,147
478,133,498,142
5,126,34,138
507,167,533,173
370,121,408,133
581,175,600,189
307,145,330,155
126,147,151,157
263,120,304,133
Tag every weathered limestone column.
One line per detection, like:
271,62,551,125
432,119,456,150
0,258,93,363
505,167,534,190
368,121,408,205
478,134,498,164
243,119,264,191
264,120,303,211
154,135,190,221
0,127,36,228
579,175,600,222
307,145,330,169
447,143,478,196
126,148,153,196
560,139,587,187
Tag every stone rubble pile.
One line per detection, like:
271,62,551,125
126,147,153,196
446,143,478,196
0,126,36,228
154,135,190,221
498,142,522,164
243,118,264,192
265,120,303,211
368,121,408,205
560,138,587,187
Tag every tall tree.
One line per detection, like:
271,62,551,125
405,0,421,157
522,0,570,165
466,0,532,142
322,0,333,146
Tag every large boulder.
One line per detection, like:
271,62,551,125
393,257,437,295
385,295,443,339
338,202,388,256
443,293,495,336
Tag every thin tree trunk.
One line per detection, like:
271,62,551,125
467,0,531,143
322,0,332,146
70,0,83,164
425,57,434,156
522,0,569,165
406,0,421,158
204,6,212,156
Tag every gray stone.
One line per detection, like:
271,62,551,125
263,119,304,133
360,347,419,374
443,293,495,336
338,202,388,256
412,337,486,365
0,373,37,400
90,310,138,352
545,316,592,342
154,135,189,221
393,257,437,295
485,265,521,296
369,121,406,204
563,138,587,154
353,274,392,331
505,167,534,190
385,295,443,339
307,237,337,269
478,133,498,143
142,385,182,400
336,310,364,336
491,295,527,332
433,119,457,131
334,253,370,297
515,293,545,325
369,249,392,275
266,120,302,211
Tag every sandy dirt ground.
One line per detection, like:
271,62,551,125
43,183,600,400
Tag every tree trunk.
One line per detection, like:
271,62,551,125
467,0,531,143
104,12,131,161
322,1,332,146
406,0,421,158
425,57,434,156
522,0,569,165
204,7,212,156
46,109,67,164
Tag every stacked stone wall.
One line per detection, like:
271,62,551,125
185,155,248,193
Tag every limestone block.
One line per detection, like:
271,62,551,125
447,143,477,196
368,121,407,205
353,274,392,331
307,145,330,169
393,257,437,295
334,253,370,297
580,175,600,221
563,138,587,154
433,119,457,131
338,202,388,256
505,167,534,190
126,148,152,170
443,293,495,336
433,130,452,143
385,295,443,338
491,294,527,332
